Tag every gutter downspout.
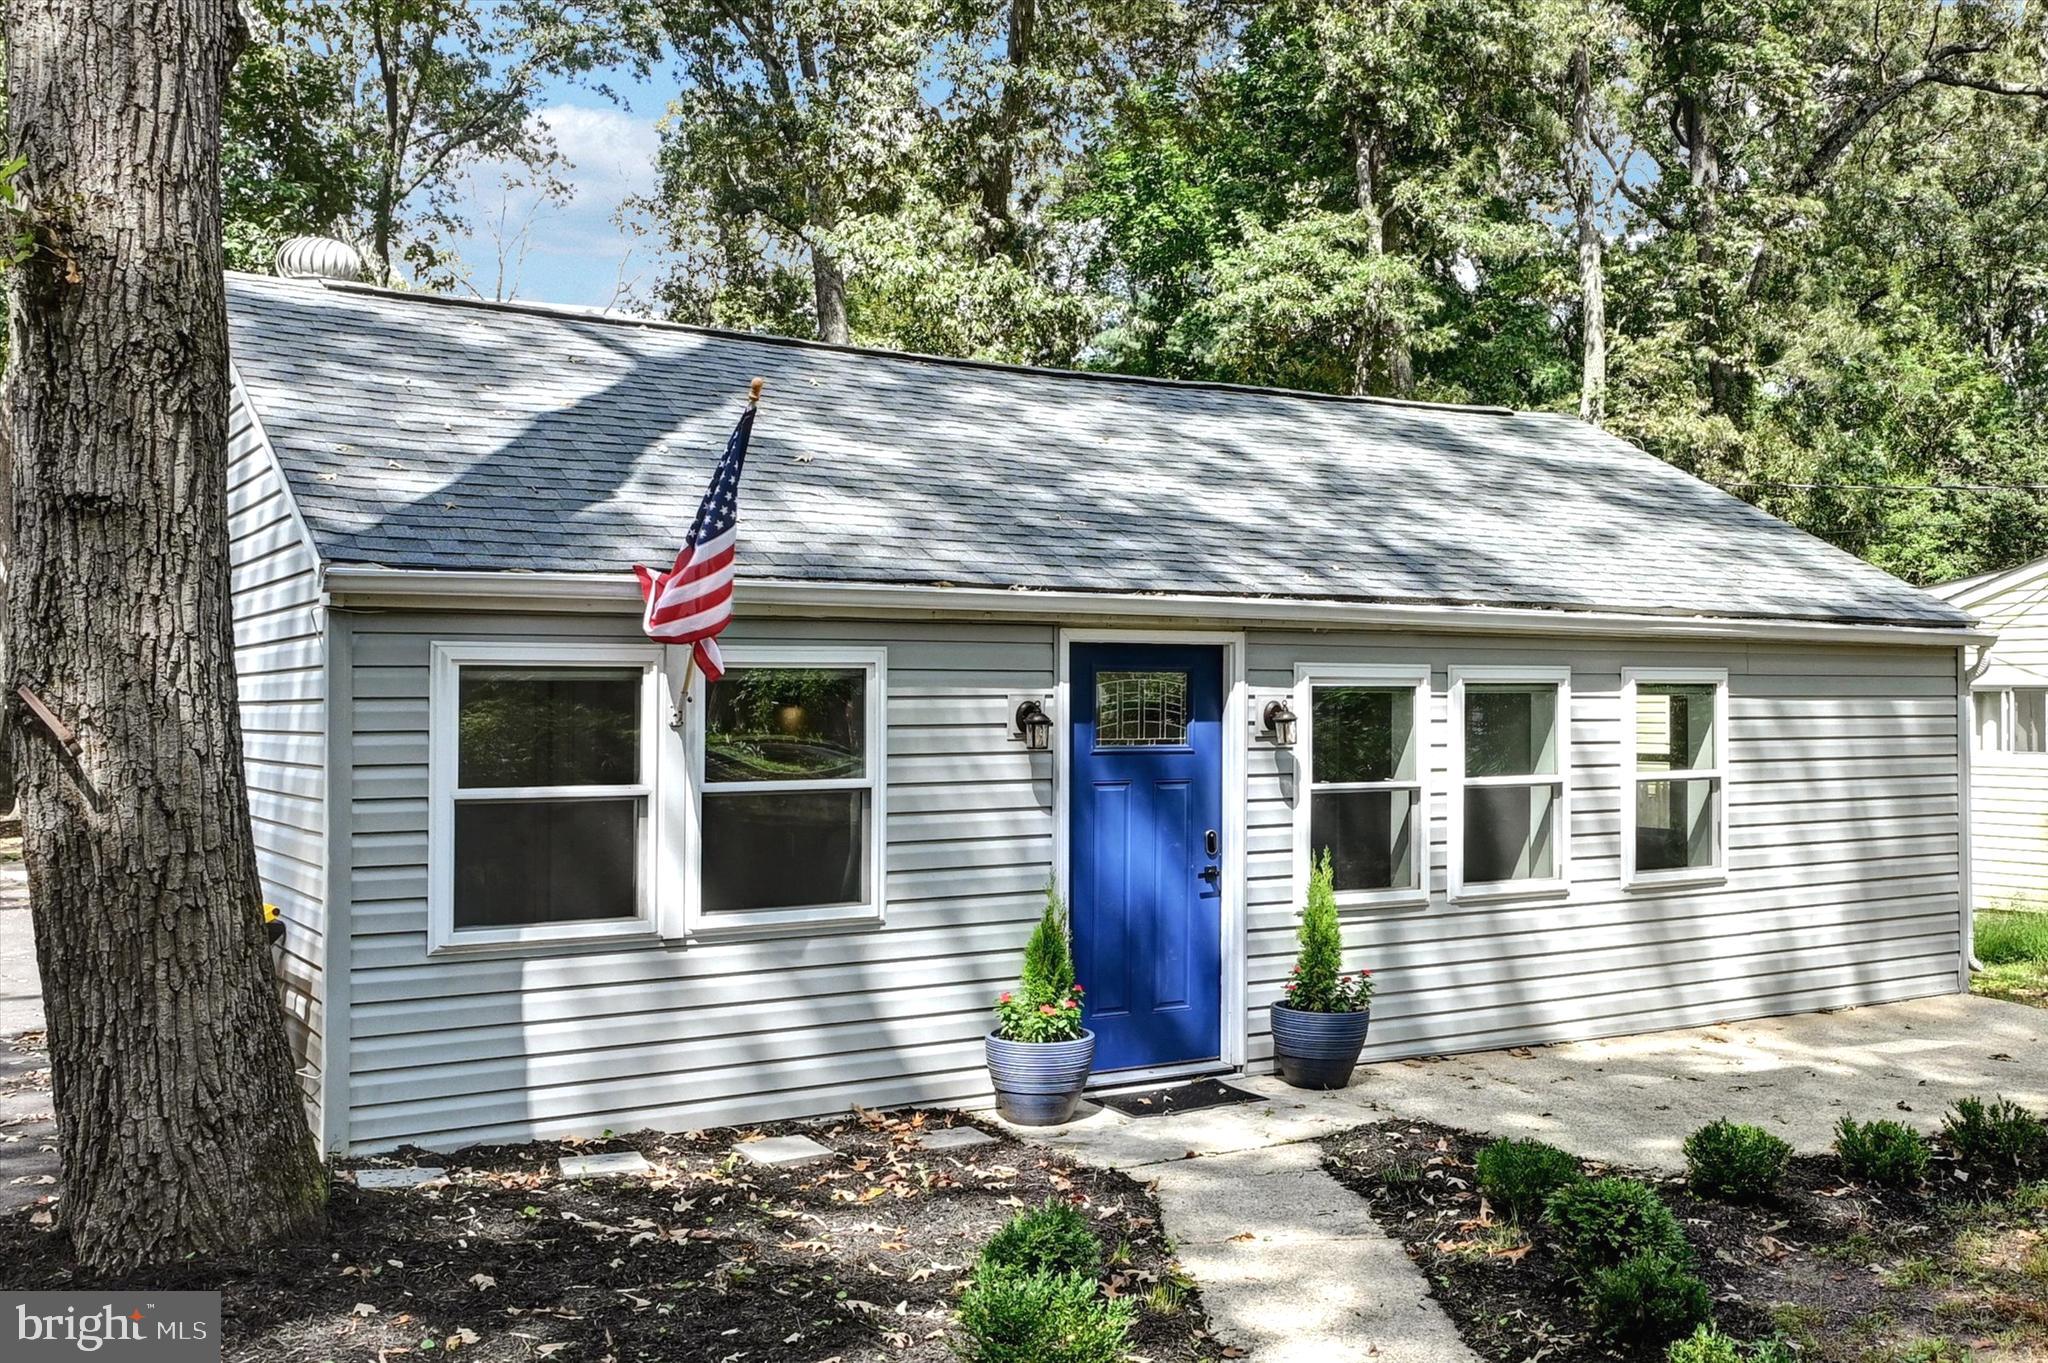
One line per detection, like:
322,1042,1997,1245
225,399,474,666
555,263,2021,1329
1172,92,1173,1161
1962,642,1992,977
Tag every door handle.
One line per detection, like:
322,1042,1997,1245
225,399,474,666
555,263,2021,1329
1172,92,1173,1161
1199,864,1221,885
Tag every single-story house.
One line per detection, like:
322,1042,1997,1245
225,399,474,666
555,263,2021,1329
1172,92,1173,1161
1932,559,2048,912
225,270,1982,1155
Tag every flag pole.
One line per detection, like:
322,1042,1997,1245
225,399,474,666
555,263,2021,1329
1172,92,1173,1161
676,376,765,702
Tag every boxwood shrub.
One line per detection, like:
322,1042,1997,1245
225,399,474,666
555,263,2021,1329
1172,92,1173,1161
955,1263,1133,1363
1585,1252,1711,1347
1682,1120,1792,1202
1475,1138,1581,1222
1544,1176,1692,1279
979,1199,1103,1278
1942,1096,2045,1172
1834,1117,1931,1189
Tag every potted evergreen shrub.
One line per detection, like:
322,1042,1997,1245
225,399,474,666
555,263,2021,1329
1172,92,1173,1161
1270,851,1374,1088
985,883,1094,1125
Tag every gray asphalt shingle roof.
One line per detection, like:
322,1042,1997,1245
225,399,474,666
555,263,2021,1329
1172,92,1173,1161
227,273,1968,629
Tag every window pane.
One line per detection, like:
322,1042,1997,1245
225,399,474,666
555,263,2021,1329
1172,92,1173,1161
1463,784,1557,884
1634,684,1716,772
454,798,641,928
1095,671,1189,746
459,668,640,788
1310,787,1419,892
702,790,871,912
705,668,867,782
2016,690,2048,754
1464,685,1558,777
1635,777,1718,873
1976,691,2006,751
1313,686,1415,784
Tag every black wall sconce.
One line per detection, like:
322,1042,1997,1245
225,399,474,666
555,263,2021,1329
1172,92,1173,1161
1261,698,1298,747
1014,698,1054,752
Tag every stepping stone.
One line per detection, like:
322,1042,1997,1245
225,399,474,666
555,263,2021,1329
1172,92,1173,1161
557,1150,652,1180
356,1166,445,1189
918,1126,998,1152
734,1135,835,1168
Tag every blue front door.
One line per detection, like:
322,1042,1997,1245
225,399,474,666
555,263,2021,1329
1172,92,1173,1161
1069,643,1225,1074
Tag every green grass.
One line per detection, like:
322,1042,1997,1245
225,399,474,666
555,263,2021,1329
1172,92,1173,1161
1973,910,2048,1008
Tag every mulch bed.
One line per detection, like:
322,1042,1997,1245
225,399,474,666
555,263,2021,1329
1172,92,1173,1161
1322,1119,2048,1363
0,1107,1228,1363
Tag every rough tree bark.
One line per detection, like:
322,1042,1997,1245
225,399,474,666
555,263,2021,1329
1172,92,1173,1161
1567,41,1606,425
1348,116,1413,398
2,0,327,1269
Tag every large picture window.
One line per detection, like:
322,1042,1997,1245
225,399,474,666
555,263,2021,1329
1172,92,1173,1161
1450,668,1570,898
1295,666,1430,905
1623,669,1727,887
429,642,667,952
693,646,887,931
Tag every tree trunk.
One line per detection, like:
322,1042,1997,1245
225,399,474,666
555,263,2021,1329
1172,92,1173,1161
811,237,851,345
2,0,327,1270
1680,87,1736,414
1568,42,1606,425
1349,119,1413,398
978,0,1036,259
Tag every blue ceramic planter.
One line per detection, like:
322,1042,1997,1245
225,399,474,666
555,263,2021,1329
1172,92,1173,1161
1270,1002,1371,1090
986,1029,1096,1126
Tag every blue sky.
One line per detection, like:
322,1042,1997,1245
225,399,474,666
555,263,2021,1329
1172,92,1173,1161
446,67,682,309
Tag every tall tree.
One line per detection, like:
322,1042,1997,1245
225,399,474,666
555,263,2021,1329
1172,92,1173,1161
643,0,935,343
2,0,327,1269
225,0,613,286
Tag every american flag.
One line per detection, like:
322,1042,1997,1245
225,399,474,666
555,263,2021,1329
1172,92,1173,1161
634,391,759,682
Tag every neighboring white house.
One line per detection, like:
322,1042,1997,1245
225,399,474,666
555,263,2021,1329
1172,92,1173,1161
224,271,1981,1155
1932,560,2048,912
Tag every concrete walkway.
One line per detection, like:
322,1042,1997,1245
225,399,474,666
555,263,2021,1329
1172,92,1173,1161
991,995,2048,1358
998,1087,1477,1363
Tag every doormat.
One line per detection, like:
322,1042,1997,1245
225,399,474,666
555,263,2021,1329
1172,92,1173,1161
1094,1078,1263,1119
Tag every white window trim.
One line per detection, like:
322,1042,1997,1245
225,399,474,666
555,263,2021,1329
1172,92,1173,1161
684,643,889,938
1448,665,1572,902
1292,664,1433,910
1620,667,1729,891
427,639,680,955
1971,684,2048,764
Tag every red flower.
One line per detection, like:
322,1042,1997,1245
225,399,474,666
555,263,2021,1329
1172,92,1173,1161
1040,1003,1057,1015
1073,984,1085,994
999,992,1012,1003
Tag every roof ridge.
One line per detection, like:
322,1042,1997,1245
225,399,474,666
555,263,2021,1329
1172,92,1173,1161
223,270,1522,418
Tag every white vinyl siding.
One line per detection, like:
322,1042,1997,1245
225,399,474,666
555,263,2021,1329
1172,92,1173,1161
1941,567,2048,910
227,376,327,1122
1248,633,1964,1069
342,612,1049,1150
327,605,1963,1153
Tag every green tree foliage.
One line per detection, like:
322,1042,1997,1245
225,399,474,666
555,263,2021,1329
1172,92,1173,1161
223,0,615,285
224,0,2048,581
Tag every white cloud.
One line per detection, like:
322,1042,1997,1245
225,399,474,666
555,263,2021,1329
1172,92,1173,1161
447,102,667,308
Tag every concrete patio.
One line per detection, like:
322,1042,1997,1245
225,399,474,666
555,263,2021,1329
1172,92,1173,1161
994,995,2048,1361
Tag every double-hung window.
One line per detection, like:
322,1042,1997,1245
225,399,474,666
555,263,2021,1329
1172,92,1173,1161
1974,687,2048,754
1449,667,1570,898
1294,665,1430,905
692,646,887,933
1622,669,1727,887
428,641,669,952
